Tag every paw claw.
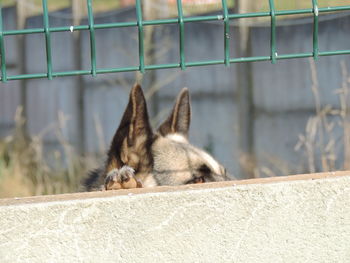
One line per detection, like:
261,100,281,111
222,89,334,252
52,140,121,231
119,166,135,182
104,166,139,190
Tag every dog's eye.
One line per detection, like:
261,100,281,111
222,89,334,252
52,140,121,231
185,165,211,184
186,176,205,184
198,164,211,175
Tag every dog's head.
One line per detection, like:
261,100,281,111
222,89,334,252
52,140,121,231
106,84,230,187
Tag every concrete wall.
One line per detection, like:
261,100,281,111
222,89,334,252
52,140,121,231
1,171,350,262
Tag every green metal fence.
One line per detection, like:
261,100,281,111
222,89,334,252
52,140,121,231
1,0,350,82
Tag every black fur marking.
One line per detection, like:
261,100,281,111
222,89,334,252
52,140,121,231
106,84,154,171
82,167,104,191
84,84,154,191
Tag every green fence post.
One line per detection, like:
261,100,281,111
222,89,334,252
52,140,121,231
176,0,186,70
0,4,7,82
135,0,145,73
42,0,53,80
87,0,97,77
222,0,230,67
268,0,277,64
312,0,319,60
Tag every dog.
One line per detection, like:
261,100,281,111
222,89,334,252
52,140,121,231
83,84,230,191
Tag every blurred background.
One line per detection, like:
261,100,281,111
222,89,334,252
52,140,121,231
0,0,350,197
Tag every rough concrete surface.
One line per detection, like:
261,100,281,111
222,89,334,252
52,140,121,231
1,172,350,262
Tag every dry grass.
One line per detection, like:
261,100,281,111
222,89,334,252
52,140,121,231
0,108,98,198
252,59,350,178
2,0,119,15
294,59,350,173
260,0,350,11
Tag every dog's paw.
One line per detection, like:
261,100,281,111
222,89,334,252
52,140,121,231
104,166,142,190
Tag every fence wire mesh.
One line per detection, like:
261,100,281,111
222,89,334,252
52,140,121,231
0,0,350,82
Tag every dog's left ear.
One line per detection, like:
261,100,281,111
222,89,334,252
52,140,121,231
158,88,191,138
106,84,153,172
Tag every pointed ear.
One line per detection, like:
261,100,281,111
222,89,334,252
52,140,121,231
106,84,153,173
158,88,191,138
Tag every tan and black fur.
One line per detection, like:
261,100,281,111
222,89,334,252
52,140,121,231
83,84,230,191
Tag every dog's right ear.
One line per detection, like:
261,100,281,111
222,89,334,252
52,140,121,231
158,88,191,138
106,84,153,173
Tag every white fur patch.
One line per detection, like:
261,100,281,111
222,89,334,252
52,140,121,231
198,150,221,175
142,175,158,187
166,133,188,143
